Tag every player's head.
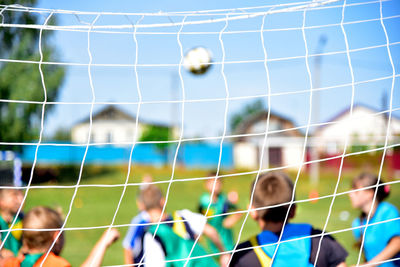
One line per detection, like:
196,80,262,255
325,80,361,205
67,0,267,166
349,173,389,209
205,171,222,195
0,185,24,215
138,184,164,212
23,206,63,251
250,172,294,223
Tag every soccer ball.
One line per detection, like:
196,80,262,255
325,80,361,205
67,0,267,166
183,46,212,75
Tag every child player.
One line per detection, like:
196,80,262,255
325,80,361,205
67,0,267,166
140,184,230,267
3,206,71,267
198,172,242,255
122,174,152,265
230,172,348,267
0,185,24,258
349,173,400,267
3,206,120,267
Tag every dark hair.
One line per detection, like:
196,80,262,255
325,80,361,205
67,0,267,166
352,173,390,230
252,172,294,223
352,173,390,203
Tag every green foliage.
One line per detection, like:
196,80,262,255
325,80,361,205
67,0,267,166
0,0,65,149
230,99,265,133
139,125,171,151
50,128,71,141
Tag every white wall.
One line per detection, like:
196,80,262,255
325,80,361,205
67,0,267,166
71,120,143,145
234,142,258,170
233,137,305,170
282,142,304,168
315,106,400,152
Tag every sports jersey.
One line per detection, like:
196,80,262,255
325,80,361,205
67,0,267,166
198,193,235,252
122,211,150,263
352,201,400,267
4,252,71,267
230,223,348,267
0,213,23,256
143,209,218,267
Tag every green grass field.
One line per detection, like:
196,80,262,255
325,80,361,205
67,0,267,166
23,165,400,266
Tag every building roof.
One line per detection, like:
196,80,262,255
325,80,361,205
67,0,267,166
315,103,400,134
234,109,302,140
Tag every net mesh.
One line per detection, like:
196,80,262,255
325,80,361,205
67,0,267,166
0,0,399,266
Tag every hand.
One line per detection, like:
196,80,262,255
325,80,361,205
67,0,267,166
220,253,231,267
142,174,153,184
101,228,120,247
0,248,15,259
228,191,239,204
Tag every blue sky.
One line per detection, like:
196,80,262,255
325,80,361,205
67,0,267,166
31,0,400,139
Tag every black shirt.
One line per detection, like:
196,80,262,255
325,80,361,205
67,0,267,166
230,228,348,267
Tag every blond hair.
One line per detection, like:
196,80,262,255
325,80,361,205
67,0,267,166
138,185,163,211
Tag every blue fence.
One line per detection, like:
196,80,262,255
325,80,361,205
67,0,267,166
21,143,234,169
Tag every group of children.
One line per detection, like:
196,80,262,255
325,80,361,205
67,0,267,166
0,171,398,266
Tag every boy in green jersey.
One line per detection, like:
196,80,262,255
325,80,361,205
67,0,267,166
198,172,242,254
0,186,24,258
140,184,230,267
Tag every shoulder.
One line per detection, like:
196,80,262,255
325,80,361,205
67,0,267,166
126,212,150,232
230,241,261,267
36,252,71,267
49,255,71,267
352,217,361,227
3,257,22,267
377,202,400,218
134,211,150,222
310,228,348,267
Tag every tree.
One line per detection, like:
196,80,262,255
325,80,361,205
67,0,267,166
139,125,171,164
50,128,70,142
230,99,265,133
0,0,65,150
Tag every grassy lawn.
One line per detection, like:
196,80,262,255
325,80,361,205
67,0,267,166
23,165,400,266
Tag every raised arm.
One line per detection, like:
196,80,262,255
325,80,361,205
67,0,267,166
81,228,120,267
202,223,230,267
222,213,243,229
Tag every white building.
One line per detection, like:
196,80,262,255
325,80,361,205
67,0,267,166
71,106,174,145
313,104,400,154
233,110,304,170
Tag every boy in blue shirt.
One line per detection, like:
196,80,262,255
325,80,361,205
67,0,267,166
123,174,152,265
230,172,348,267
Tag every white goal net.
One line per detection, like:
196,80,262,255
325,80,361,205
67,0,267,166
0,0,399,266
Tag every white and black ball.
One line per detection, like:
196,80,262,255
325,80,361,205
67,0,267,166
183,46,212,75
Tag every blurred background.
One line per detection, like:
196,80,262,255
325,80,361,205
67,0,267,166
0,0,399,265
